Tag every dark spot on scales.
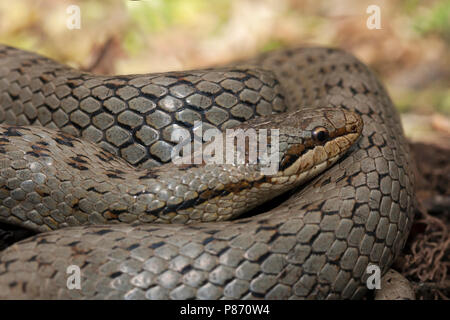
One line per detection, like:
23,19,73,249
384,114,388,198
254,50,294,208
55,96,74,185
26,151,43,158
106,173,124,179
54,132,79,147
55,137,74,147
68,162,89,171
3,127,24,137
93,229,114,235
32,144,48,151
181,265,193,274
96,150,115,162
202,237,214,245
110,271,123,279
126,244,139,251
149,241,164,249
70,156,88,164
139,171,158,179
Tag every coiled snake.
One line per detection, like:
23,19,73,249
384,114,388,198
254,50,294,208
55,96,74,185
0,44,415,299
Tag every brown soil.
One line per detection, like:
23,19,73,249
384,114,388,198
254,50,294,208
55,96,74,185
395,142,450,300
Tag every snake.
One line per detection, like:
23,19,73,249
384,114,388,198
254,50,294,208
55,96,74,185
0,44,415,299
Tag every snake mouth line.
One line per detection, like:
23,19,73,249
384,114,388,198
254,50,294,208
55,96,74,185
279,132,360,177
234,132,362,220
200,134,359,222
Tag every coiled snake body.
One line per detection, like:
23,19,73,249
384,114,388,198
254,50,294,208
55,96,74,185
0,45,414,299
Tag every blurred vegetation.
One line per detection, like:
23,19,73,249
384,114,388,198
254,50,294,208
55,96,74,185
413,0,450,39
0,0,449,143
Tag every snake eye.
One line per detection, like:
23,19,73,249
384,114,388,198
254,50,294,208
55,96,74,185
312,127,329,142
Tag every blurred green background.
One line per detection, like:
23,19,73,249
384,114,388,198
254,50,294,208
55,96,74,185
0,0,449,145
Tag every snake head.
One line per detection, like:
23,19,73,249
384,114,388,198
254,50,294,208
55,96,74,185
266,107,363,185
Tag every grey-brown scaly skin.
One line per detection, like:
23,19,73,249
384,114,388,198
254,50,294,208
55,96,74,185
0,45,415,299
0,108,361,230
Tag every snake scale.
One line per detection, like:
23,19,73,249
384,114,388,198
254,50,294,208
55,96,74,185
0,44,415,299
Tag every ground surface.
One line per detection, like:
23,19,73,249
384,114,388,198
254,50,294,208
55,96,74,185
397,142,449,300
